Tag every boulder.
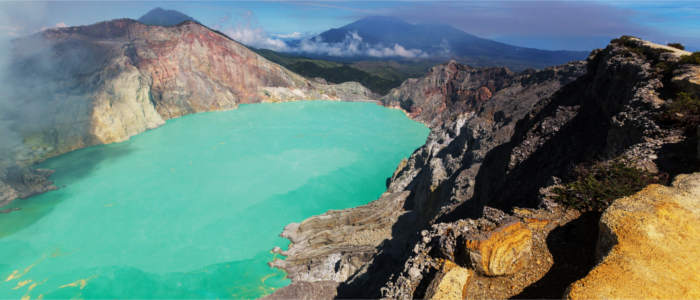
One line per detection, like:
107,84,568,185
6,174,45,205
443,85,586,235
465,221,533,276
424,260,472,300
567,173,700,299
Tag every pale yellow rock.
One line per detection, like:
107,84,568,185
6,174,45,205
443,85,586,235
639,39,691,57
465,221,533,276
567,173,700,299
91,58,165,145
425,260,472,300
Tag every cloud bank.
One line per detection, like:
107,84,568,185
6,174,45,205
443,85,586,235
290,0,699,51
217,11,426,58
296,31,426,58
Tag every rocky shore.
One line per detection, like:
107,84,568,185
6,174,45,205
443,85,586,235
1,19,698,298
0,19,374,207
268,37,700,298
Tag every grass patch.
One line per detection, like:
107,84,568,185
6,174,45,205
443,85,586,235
553,161,667,212
679,52,700,65
664,92,700,128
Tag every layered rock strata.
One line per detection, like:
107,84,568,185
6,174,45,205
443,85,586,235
271,37,700,298
269,60,586,295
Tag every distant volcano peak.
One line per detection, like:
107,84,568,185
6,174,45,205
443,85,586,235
138,7,197,26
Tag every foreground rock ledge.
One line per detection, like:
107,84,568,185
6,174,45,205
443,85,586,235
567,172,700,299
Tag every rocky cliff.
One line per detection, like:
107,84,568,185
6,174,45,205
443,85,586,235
0,19,374,207
2,21,698,297
567,172,700,299
269,37,700,298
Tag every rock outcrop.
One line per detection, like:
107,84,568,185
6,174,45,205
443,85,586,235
271,37,700,298
567,172,700,299
0,164,56,208
381,60,584,127
464,221,533,277
0,19,374,207
3,20,698,298
271,58,586,297
423,260,472,300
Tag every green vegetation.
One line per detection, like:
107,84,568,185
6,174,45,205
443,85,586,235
253,49,431,95
667,43,685,50
664,92,700,128
679,52,700,65
611,35,671,61
553,161,667,212
656,51,700,129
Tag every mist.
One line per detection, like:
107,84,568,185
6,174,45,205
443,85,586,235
0,3,95,166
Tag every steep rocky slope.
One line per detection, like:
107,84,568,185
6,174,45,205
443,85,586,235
269,37,699,298
0,19,374,206
268,58,587,298
567,173,700,299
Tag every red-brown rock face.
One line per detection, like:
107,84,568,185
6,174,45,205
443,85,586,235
381,60,514,125
8,19,374,162
381,60,585,127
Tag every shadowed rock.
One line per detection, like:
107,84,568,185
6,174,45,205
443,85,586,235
567,172,700,299
424,260,472,300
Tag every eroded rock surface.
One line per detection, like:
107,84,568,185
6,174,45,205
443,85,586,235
0,164,56,208
271,37,700,298
269,58,586,298
424,260,472,300
567,173,700,299
465,221,533,276
0,19,374,207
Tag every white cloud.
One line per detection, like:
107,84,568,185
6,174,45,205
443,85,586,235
215,11,427,58
224,26,288,51
40,22,68,32
215,11,288,51
273,32,303,39
293,31,428,58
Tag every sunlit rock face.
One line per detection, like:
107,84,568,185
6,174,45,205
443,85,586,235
272,37,700,299
7,19,374,163
0,19,374,206
568,173,700,299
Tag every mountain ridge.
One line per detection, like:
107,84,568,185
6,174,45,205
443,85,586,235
288,16,588,70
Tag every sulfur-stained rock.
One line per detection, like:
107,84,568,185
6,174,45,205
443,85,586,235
0,18,376,208
424,260,472,300
567,173,700,299
465,221,533,276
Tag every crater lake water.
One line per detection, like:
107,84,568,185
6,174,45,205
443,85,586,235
0,101,429,299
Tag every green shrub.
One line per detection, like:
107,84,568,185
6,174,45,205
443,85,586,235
610,35,671,61
665,92,700,127
553,161,667,212
667,43,685,50
679,52,700,65
610,35,636,45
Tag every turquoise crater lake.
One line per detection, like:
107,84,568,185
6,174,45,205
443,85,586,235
0,101,429,299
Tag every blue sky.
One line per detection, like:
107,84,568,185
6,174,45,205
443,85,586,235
0,1,698,51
